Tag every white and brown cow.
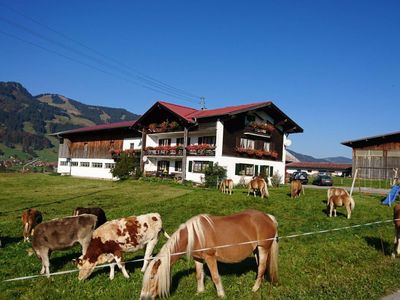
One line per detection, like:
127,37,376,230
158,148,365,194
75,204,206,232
31,214,97,276
76,213,168,280
22,208,43,242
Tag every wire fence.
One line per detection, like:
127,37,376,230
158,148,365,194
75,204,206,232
4,217,397,283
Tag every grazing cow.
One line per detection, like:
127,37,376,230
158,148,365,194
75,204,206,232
247,177,269,199
290,180,304,198
73,207,107,229
22,208,43,242
327,187,355,219
392,204,400,258
31,214,97,276
76,213,169,280
219,179,234,195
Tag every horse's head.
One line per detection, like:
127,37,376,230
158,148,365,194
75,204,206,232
140,258,163,300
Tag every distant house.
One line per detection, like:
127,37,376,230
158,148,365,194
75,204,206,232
286,161,352,177
342,131,400,180
53,100,303,184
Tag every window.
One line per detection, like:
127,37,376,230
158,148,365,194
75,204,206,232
70,161,78,167
92,162,103,168
130,143,135,149
80,162,90,167
189,161,212,173
175,160,182,172
198,136,216,145
263,142,270,152
260,165,270,177
159,138,171,146
60,160,68,166
157,160,170,172
240,138,254,149
105,163,115,169
176,137,184,146
235,163,254,176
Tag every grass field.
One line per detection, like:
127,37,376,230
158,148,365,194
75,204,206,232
0,173,399,299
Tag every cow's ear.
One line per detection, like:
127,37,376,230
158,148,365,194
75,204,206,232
72,258,82,266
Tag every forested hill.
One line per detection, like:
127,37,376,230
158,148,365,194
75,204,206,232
0,81,139,160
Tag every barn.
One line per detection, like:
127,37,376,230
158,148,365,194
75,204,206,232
342,131,400,180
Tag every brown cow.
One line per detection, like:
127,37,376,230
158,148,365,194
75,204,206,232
76,212,169,280
290,180,304,198
219,179,234,195
31,214,97,276
247,177,269,198
22,208,42,242
73,207,107,229
327,188,355,219
392,204,400,258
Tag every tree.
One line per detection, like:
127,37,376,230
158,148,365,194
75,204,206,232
204,163,227,188
111,152,138,180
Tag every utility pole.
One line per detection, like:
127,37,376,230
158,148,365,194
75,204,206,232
200,97,206,110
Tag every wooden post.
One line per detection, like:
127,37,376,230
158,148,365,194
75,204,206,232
140,129,146,175
182,127,188,181
350,168,358,197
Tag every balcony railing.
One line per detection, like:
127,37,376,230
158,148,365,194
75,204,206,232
235,147,279,159
144,146,184,156
186,144,215,156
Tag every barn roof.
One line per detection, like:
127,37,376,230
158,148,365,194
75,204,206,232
342,131,400,148
50,120,137,136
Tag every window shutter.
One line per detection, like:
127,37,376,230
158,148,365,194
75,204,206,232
269,166,274,177
235,164,240,175
188,161,192,172
255,165,259,176
209,161,213,169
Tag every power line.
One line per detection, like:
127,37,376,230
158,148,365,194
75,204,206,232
0,29,199,105
0,3,203,105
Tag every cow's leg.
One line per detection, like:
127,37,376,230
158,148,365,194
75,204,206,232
204,255,225,298
393,229,400,258
329,203,333,217
141,239,158,272
114,255,129,278
334,207,337,217
195,260,205,294
109,262,116,280
38,248,50,276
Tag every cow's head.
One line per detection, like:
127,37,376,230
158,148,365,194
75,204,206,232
75,255,97,280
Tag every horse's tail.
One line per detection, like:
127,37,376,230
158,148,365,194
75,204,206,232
263,179,269,198
349,195,355,211
268,231,279,284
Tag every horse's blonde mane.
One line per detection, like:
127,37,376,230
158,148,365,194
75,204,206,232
143,214,213,298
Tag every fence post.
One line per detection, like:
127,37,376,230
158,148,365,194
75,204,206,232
350,168,358,197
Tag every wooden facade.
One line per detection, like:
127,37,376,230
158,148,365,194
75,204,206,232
342,132,400,179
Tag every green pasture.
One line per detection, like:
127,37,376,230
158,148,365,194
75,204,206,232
0,173,399,299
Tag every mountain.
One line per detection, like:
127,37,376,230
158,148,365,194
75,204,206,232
287,149,352,164
0,81,139,161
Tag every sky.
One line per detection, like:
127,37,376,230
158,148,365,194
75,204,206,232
0,0,399,159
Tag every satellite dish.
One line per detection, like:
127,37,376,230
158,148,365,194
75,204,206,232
142,155,148,162
284,139,292,147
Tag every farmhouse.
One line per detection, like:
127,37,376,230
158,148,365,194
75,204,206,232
342,131,400,180
54,100,303,184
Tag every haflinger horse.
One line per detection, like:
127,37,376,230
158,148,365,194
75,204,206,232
140,209,278,299
247,177,269,199
290,180,305,199
392,204,400,258
219,179,234,195
327,187,355,219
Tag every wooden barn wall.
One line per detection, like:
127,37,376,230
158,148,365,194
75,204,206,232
69,140,124,159
352,142,400,179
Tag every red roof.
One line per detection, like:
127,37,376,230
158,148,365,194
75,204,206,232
52,120,136,136
158,101,272,121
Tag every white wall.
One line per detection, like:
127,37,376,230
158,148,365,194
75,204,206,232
123,138,142,150
57,158,116,180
